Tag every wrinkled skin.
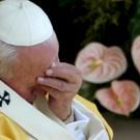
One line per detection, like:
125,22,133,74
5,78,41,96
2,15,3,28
37,62,82,120
4,35,82,120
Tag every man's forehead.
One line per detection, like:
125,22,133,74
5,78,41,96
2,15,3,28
17,43,59,69
19,42,57,55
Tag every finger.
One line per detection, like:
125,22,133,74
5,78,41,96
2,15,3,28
37,77,78,92
38,84,75,101
46,63,82,84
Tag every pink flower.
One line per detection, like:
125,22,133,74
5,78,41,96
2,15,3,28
75,42,127,83
95,80,140,116
132,36,140,74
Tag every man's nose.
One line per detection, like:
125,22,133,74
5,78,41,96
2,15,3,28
52,58,60,67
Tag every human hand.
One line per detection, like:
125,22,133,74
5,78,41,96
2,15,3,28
37,62,82,120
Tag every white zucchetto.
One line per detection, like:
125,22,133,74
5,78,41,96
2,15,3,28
0,0,53,46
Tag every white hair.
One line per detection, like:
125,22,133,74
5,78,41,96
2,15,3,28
0,40,18,79
0,32,58,80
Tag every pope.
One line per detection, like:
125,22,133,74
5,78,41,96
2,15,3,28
0,0,113,140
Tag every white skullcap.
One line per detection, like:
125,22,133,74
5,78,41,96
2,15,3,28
0,0,54,46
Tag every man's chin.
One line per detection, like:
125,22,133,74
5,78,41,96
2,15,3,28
25,94,37,104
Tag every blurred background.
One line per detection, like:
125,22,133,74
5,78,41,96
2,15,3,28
32,0,140,139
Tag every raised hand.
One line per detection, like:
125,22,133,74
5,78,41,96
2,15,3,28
37,62,82,120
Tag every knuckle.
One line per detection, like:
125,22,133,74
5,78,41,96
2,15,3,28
58,82,66,91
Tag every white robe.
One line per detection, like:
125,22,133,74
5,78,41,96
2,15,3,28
0,80,111,140
33,95,109,140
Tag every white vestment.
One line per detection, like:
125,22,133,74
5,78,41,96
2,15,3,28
0,81,110,140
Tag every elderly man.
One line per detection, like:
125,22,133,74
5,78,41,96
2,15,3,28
0,0,113,140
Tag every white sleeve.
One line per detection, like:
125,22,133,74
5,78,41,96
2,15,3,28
65,107,90,140
65,106,109,140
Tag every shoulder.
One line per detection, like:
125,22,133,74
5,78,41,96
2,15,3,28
0,112,28,140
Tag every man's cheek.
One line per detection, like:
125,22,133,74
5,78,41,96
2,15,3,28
32,87,46,96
